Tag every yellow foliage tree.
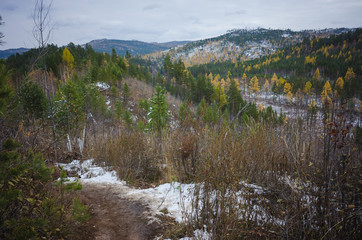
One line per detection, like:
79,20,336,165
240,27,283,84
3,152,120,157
284,82,292,94
233,78,240,90
344,67,355,82
277,77,286,87
62,47,74,69
321,80,333,104
303,81,313,96
313,68,320,81
212,83,227,108
335,77,344,96
284,82,293,102
271,73,278,85
335,77,344,90
258,103,263,111
249,76,260,94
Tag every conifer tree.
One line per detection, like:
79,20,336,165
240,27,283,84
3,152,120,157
321,80,332,104
313,68,320,81
148,86,169,133
344,67,355,82
249,76,260,94
227,79,244,117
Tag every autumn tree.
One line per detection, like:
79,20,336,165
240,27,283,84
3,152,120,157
304,81,313,96
283,82,293,102
271,73,278,85
212,83,227,115
321,80,332,104
62,47,74,69
344,67,355,82
249,76,260,95
334,77,344,97
62,47,75,82
313,68,320,81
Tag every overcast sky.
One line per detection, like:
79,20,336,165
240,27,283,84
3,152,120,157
0,0,361,50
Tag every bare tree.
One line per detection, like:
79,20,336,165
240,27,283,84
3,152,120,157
0,16,4,45
33,0,58,158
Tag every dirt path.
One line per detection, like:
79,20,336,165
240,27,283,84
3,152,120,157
79,183,163,240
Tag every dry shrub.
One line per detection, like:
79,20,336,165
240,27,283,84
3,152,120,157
86,128,163,183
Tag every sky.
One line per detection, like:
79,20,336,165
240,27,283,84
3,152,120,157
0,0,361,50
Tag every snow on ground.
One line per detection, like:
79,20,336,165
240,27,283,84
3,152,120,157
57,159,202,237
57,159,282,239
95,82,110,91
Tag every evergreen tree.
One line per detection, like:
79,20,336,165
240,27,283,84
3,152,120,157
227,79,244,117
148,86,169,133
0,62,12,116
163,54,173,80
122,82,130,102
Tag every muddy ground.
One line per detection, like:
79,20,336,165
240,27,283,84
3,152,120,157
77,183,165,240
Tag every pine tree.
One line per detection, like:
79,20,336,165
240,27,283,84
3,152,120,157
227,79,244,117
148,86,169,133
122,82,130,102
163,54,173,81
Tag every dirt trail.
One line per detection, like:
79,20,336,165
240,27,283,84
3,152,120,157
79,183,163,240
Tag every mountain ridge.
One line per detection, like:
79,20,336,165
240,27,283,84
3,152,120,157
85,39,191,56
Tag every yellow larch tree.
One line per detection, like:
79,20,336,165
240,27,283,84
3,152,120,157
233,78,240,90
258,103,263,111
284,82,293,102
313,68,321,81
334,77,344,96
277,77,286,87
62,47,74,69
249,76,260,94
212,83,227,108
344,67,355,82
62,47,75,82
321,80,333,104
303,81,313,96
271,73,278,85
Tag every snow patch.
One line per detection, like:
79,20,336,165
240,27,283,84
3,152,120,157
95,82,110,91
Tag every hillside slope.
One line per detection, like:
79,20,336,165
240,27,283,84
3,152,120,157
144,28,355,67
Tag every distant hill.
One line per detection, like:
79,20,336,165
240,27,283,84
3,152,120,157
144,27,355,67
0,48,29,59
85,39,190,56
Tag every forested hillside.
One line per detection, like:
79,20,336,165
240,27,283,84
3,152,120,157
144,27,355,67
1,25,361,239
